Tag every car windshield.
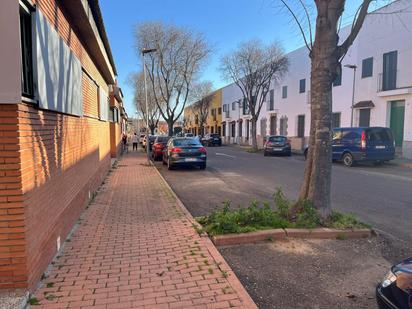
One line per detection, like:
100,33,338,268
173,138,201,147
156,136,169,143
211,134,220,138
366,128,393,142
268,136,286,142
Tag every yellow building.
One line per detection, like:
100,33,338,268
184,89,223,136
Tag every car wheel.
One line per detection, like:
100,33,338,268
167,159,174,170
342,153,354,167
374,160,383,166
199,163,206,170
287,151,292,157
162,157,167,165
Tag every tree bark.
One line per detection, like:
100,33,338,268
167,119,174,136
298,1,343,218
251,117,258,151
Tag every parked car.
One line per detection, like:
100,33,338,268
142,135,157,151
151,136,171,161
376,256,412,309
162,137,207,170
264,135,291,156
184,133,194,138
303,127,395,167
139,134,145,144
201,133,222,147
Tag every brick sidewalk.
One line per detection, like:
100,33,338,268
30,152,257,309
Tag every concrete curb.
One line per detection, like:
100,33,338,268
212,227,374,246
150,161,259,309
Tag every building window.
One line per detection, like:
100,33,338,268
282,86,287,99
222,123,226,137
362,57,373,78
382,50,398,91
243,98,250,115
359,109,371,127
20,3,34,98
260,118,267,138
333,71,342,87
232,101,236,111
238,121,242,137
297,115,305,138
218,107,222,115
279,117,288,136
299,79,306,93
332,112,341,128
268,89,274,110
231,122,236,138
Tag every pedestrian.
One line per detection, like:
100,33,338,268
122,133,128,153
132,132,139,151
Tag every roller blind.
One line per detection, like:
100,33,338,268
35,10,82,116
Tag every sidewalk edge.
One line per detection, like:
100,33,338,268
151,162,258,309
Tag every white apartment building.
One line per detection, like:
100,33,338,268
221,0,412,158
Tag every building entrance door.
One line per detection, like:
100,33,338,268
390,100,405,147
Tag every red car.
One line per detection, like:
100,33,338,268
151,136,171,161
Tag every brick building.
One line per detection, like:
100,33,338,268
0,0,126,290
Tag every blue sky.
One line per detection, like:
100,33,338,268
99,0,388,116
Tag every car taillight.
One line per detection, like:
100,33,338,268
171,147,182,154
199,147,207,153
361,131,366,150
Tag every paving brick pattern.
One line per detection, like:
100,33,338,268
30,152,256,308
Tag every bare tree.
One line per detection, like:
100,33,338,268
280,0,374,218
191,81,214,137
131,72,162,135
135,22,210,136
220,40,289,151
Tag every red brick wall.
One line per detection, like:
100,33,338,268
0,0,116,290
18,103,111,290
0,104,27,289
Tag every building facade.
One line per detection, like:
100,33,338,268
220,0,412,158
0,0,125,290
184,89,223,136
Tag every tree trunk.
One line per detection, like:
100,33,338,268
251,117,258,151
149,125,156,135
167,119,174,136
298,2,342,219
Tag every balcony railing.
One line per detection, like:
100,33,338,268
378,69,398,92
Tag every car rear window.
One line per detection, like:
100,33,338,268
156,136,169,143
173,138,202,146
268,136,286,142
366,128,393,142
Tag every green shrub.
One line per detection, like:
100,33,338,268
196,189,369,235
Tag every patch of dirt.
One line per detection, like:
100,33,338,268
219,237,396,309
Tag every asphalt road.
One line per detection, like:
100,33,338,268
154,145,412,247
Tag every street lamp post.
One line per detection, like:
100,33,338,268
141,48,157,163
344,64,357,127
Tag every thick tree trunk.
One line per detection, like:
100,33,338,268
251,117,258,151
167,119,174,136
298,2,343,218
149,125,156,135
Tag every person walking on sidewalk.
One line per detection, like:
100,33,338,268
122,133,128,153
132,133,139,151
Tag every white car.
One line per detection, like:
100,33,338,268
139,134,145,144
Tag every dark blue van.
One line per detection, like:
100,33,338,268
304,127,395,167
